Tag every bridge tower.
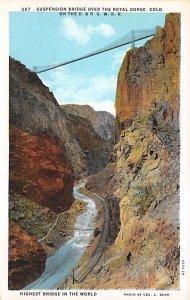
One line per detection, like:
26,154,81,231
33,66,37,72
131,30,135,48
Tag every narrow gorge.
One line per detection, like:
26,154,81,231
9,58,114,289
9,13,180,290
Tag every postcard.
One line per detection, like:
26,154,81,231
0,0,190,299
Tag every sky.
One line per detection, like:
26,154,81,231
9,12,166,115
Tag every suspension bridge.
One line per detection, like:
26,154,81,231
33,28,157,74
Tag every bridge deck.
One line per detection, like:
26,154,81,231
33,28,156,74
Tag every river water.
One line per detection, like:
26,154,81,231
24,182,97,289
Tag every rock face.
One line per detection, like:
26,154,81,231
9,60,115,178
62,105,114,175
115,13,180,134
95,111,115,141
64,114,111,175
9,58,76,288
86,13,180,289
9,126,74,213
10,59,85,178
9,221,46,290
62,104,115,141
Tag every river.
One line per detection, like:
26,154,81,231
24,182,97,290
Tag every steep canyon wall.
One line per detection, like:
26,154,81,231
86,13,180,289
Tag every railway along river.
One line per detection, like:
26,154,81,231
24,182,97,290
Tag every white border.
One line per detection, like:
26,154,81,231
0,1,190,300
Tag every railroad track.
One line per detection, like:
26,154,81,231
75,190,109,283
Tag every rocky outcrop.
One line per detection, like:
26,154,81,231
85,13,180,289
9,220,46,290
61,104,96,121
9,126,74,212
112,117,180,288
95,111,115,141
63,113,112,175
115,13,180,134
9,59,86,178
61,104,115,175
62,104,115,141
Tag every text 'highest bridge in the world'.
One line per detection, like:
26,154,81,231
33,28,157,74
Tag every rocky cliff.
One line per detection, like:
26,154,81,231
9,221,46,290
10,59,114,178
61,104,115,174
9,59,85,178
9,59,76,288
62,104,115,141
94,111,115,141
115,13,179,133
85,13,180,289
9,126,74,212
64,114,112,175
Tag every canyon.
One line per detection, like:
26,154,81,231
9,12,180,290
9,58,114,289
